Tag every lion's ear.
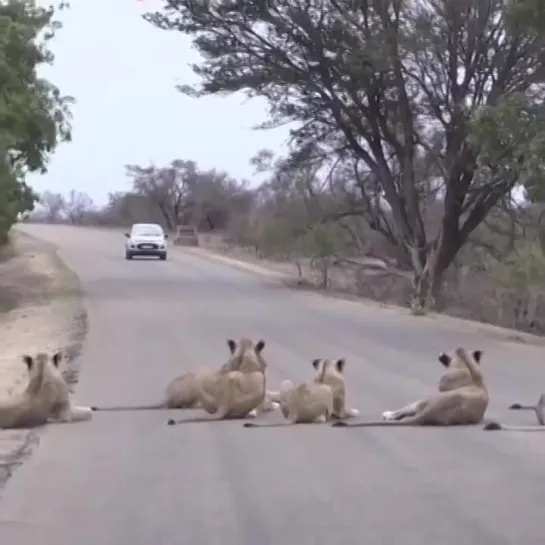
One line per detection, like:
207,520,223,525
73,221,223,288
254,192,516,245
255,340,265,353
438,353,451,367
22,355,33,371
52,352,63,368
472,350,483,364
312,359,321,370
336,359,346,373
227,339,237,354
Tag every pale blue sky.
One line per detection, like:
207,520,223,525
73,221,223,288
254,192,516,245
28,0,290,206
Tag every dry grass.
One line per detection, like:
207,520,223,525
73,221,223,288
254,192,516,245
195,233,545,346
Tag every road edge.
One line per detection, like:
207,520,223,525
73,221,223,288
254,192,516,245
178,245,545,347
0,229,88,495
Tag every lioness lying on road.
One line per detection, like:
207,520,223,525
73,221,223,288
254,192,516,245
0,352,49,429
380,348,484,422
43,351,93,424
0,351,93,429
91,338,280,415
437,348,482,392
166,338,271,426
331,347,489,428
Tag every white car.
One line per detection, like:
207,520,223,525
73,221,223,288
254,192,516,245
124,223,168,260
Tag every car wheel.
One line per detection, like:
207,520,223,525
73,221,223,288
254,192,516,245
159,253,167,261
125,252,133,260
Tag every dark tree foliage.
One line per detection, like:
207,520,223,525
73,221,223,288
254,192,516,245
507,0,545,33
145,0,545,306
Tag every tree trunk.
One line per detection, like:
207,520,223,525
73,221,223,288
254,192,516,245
411,246,449,312
157,201,175,231
320,259,329,289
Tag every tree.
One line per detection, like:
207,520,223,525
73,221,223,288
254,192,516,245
65,190,93,224
507,0,545,33
39,190,66,222
126,160,197,231
0,0,74,241
0,157,34,242
145,0,545,309
127,159,253,232
99,191,163,226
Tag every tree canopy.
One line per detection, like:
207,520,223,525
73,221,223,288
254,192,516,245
144,0,545,307
0,0,73,243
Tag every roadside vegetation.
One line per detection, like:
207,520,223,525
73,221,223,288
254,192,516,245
0,0,72,243
25,0,545,336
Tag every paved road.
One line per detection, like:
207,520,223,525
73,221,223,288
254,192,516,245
0,224,544,545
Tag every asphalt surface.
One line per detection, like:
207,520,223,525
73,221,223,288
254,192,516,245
0,224,544,545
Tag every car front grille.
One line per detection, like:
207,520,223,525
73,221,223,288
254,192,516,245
137,243,158,250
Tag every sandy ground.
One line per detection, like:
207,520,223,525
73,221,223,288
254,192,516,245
0,231,86,491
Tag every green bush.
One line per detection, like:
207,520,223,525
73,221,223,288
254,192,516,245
0,0,72,245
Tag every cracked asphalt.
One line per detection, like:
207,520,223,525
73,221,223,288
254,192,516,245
0,224,544,545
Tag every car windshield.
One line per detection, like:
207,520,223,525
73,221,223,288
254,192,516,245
132,225,163,236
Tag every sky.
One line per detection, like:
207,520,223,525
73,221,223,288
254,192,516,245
28,0,291,206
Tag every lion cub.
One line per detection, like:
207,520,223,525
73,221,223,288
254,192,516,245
311,358,359,419
282,378,334,423
243,378,334,428
244,358,356,428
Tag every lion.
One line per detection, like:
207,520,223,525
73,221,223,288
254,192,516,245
332,347,488,428
437,349,482,392
255,357,360,420
41,351,93,424
166,338,270,426
0,353,50,429
311,358,359,419
243,378,334,428
243,357,358,428
91,338,279,414
381,349,483,421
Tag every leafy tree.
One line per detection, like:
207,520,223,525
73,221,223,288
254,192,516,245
505,0,545,204
507,0,545,33
0,0,73,241
145,0,545,308
126,159,252,232
126,161,197,231
65,189,94,224
39,190,66,222
0,156,33,242
100,191,163,227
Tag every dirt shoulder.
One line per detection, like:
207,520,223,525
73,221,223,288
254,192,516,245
0,230,87,494
180,244,545,348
